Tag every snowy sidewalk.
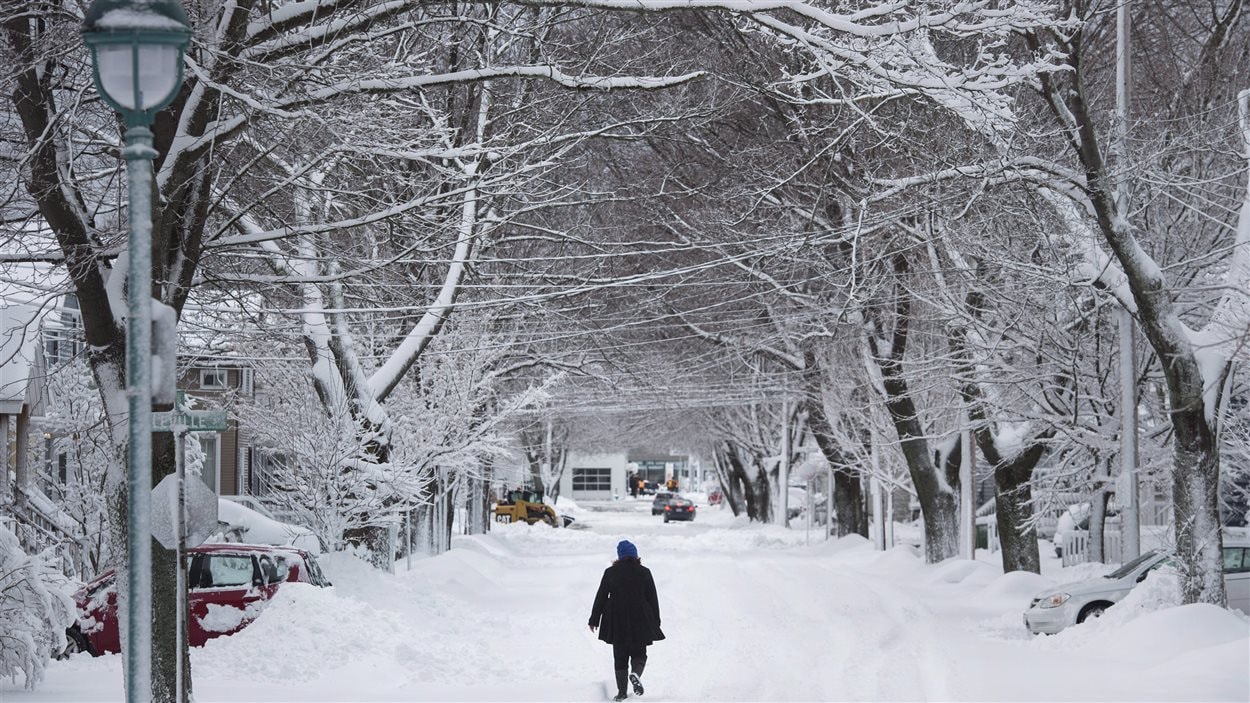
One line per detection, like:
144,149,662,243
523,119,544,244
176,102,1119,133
6,500,1248,701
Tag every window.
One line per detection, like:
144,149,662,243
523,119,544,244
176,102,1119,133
257,555,285,585
572,467,611,492
251,451,287,496
57,453,67,484
1224,547,1248,574
205,555,254,588
198,436,219,493
200,369,228,389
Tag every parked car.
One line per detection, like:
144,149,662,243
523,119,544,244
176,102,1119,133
641,481,659,496
663,497,696,523
65,543,331,656
651,492,677,515
1023,536,1250,635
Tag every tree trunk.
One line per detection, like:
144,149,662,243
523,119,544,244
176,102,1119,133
1089,463,1111,563
148,432,186,703
444,486,456,551
801,351,867,536
1029,32,1231,605
993,452,1042,574
1171,404,1226,604
713,449,743,517
754,464,774,524
867,258,959,562
721,441,770,522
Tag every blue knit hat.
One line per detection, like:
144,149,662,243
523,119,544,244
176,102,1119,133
617,540,638,560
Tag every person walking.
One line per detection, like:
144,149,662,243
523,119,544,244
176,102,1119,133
589,540,664,701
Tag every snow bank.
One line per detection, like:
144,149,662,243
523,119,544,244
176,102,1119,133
925,558,999,586
194,582,419,685
871,544,924,572
811,533,872,555
978,570,1053,602
1087,603,1248,662
9,501,1246,703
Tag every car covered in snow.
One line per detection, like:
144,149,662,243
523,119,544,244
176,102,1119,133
1023,536,1250,635
65,543,331,656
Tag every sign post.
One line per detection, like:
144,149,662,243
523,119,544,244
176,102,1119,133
151,391,225,703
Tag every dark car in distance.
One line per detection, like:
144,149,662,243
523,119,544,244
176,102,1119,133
66,543,331,657
651,491,677,515
663,497,696,523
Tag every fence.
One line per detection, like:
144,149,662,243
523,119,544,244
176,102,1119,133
1061,528,1124,567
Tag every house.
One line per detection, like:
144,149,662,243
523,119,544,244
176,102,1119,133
12,295,266,500
1,300,51,506
178,360,257,496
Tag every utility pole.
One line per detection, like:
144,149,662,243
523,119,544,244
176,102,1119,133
779,399,790,527
825,461,834,540
1115,0,1141,561
960,419,976,560
871,439,885,550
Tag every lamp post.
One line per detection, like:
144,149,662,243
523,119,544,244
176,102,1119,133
81,2,189,702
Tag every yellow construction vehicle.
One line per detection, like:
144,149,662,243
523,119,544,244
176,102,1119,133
493,489,563,527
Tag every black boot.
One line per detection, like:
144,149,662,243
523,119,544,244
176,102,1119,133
630,657,646,696
613,669,629,701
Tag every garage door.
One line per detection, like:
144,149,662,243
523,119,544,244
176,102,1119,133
572,467,612,500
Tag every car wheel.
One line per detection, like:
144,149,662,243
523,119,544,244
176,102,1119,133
59,626,94,659
1077,602,1110,624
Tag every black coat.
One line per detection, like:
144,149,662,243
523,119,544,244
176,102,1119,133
589,559,665,647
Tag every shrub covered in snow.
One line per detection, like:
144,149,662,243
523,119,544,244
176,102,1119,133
0,524,75,689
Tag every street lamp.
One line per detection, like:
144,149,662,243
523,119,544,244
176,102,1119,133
81,3,189,702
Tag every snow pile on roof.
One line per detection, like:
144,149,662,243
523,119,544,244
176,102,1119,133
95,9,186,31
215,499,321,554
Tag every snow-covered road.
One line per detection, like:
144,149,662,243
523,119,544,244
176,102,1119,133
8,499,1248,701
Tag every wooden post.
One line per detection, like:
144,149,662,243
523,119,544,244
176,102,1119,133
14,407,30,498
0,414,10,501
960,420,975,560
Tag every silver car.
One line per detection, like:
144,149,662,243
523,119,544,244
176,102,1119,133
1024,537,1250,635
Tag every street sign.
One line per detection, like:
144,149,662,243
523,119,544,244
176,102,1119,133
150,473,219,550
152,409,228,432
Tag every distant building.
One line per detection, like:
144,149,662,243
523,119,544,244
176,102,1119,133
559,449,698,501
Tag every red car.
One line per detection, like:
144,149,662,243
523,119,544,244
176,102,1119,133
66,543,331,656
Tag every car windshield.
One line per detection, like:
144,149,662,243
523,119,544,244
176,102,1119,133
302,553,330,586
1104,550,1160,579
